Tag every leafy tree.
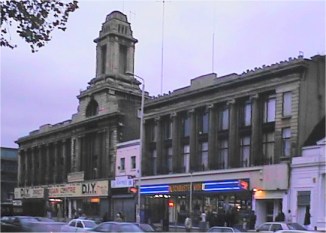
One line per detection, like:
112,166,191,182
1,0,78,52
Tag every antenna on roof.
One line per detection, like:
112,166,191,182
160,0,166,95
211,4,216,73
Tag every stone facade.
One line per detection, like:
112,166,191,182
15,11,142,218
140,54,325,226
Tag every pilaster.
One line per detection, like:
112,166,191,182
171,112,180,173
207,104,217,169
228,99,239,168
250,94,263,165
189,109,197,171
155,116,162,174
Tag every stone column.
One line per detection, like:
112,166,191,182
251,94,262,165
45,145,50,184
31,147,35,186
53,142,58,184
24,150,28,186
228,99,239,168
17,150,23,186
155,117,162,174
40,145,46,185
189,109,197,171
171,112,180,173
207,104,217,169
62,139,67,182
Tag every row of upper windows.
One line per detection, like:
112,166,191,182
148,92,292,141
148,127,291,174
119,156,136,171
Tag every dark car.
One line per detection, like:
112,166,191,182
89,221,144,232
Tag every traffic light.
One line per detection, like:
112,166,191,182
128,187,138,194
168,200,174,208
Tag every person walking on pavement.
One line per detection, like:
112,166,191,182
286,210,292,223
185,214,192,232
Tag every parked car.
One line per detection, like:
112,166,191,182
89,221,144,232
61,219,97,232
256,222,308,233
207,226,244,232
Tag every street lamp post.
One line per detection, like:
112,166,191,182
189,171,193,216
126,72,145,224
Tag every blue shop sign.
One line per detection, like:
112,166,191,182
140,179,249,194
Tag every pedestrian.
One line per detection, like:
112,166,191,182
286,210,292,223
115,213,122,222
275,210,285,222
249,210,256,229
102,212,108,222
304,206,311,229
185,214,192,232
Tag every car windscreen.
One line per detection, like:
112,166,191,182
287,223,307,230
84,221,96,228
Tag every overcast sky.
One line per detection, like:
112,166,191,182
1,0,325,148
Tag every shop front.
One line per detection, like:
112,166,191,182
14,186,46,216
48,180,109,220
110,176,137,222
140,179,252,227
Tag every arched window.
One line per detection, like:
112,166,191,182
86,98,99,117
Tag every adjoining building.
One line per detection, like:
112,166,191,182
290,122,325,232
14,11,143,219
110,140,140,221
140,55,325,228
1,147,19,216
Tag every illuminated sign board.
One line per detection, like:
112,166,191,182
140,179,249,195
202,179,249,192
140,185,169,194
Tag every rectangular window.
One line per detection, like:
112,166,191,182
199,110,209,134
120,158,125,171
152,149,157,175
182,114,190,137
131,156,136,169
167,147,173,173
119,44,128,74
297,191,311,206
262,132,275,164
218,139,228,169
219,106,229,130
164,119,172,139
240,136,251,167
183,145,190,173
264,96,276,123
101,45,107,74
150,123,156,142
282,128,291,157
200,142,208,170
283,92,292,116
242,100,252,126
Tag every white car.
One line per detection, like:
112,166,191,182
61,219,97,232
256,222,308,233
